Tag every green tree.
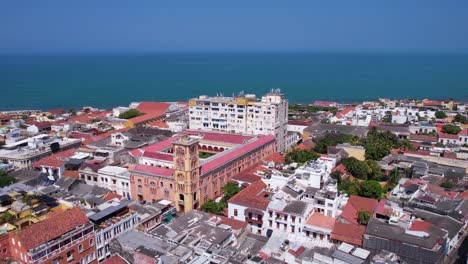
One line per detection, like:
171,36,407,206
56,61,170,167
118,109,144,119
200,199,224,215
359,180,384,199
47,115,55,120
341,157,369,180
453,114,467,124
363,127,401,160
221,183,241,201
285,149,320,164
313,133,358,153
366,160,383,181
435,111,447,119
357,209,371,225
0,170,16,188
442,124,461,135
440,181,454,189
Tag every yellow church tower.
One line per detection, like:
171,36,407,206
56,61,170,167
172,133,201,212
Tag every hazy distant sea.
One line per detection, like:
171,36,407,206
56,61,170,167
0,53,467,110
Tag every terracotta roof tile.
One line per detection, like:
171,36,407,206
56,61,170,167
33,148,77,169
305,213,335,230
101,254,129,264
62,170,80,179
228,180,269,210
201,135,275,175
16,207,90,250
131,164,173,177
438,132,459,139
339,195,378,225
263,152,285,164
331,222,366,246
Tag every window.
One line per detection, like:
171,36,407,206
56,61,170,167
78,244,83,253
53,258,59,264
89,238,94,246
66,251,73,262
234,209,238,217
18,241,21,247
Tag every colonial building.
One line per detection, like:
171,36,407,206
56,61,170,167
188,90,288,152
8,207,97,264
129,131,276,212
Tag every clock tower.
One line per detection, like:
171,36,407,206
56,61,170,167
172,134,201,212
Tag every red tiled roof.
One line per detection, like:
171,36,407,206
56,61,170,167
457,191,468,199
231,166,262,184
263,152,285,164
200,135,275,175
103,192,123,201
131,164,173,177
409,220,433,232
439,133,459,139
305,213,335,230
142,136,180,153
228,180,269,210
335,107,355,119
29,121,52,128
62,170,80,179
331,222,366,246
148,120,169,128
375,200,393,217
101,254,129,264
460,129,468,136
185,130,254,144
288,245,306,258
422,100,442,106
210,214,248,230
16,207,90,250
339,195,378,225
33,148,77,169
128,149,144,157
142,151,173,161
288,120,311,126
136,102,171,114
409,134,438,142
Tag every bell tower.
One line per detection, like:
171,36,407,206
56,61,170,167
172,134,201,212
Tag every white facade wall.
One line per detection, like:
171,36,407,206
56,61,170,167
189,93,288,152
95,212,139,261
85,166,132,198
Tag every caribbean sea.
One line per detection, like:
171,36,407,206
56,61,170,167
0,52,467,110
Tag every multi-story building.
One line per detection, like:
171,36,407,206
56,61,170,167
188,91,288,152
82,166,131,199
88,202,139,262
8,207,97,264
129,131,276,212
0,135,81,169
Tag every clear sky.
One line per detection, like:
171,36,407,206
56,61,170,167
1,0,468,54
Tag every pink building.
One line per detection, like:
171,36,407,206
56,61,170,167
129,130,276,212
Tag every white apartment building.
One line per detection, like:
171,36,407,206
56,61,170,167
188,90,288,152
83,166,131,199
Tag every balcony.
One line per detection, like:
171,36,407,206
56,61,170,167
245,217,263,225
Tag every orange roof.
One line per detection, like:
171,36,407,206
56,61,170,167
16,207,90,250
101,255,129,264
33,148,77,169
331,222,366,246
228,180,269,210
210,214,247,230
263,152,285,164
305,213,335,230
62,170,80,179
103,192,123,201
148,120,169,128
457,191,468,199
136,102,171,114
339,195,378,225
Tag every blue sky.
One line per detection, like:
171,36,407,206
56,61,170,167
1,0,468,54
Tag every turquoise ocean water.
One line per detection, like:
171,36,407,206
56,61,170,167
0,53,467,110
